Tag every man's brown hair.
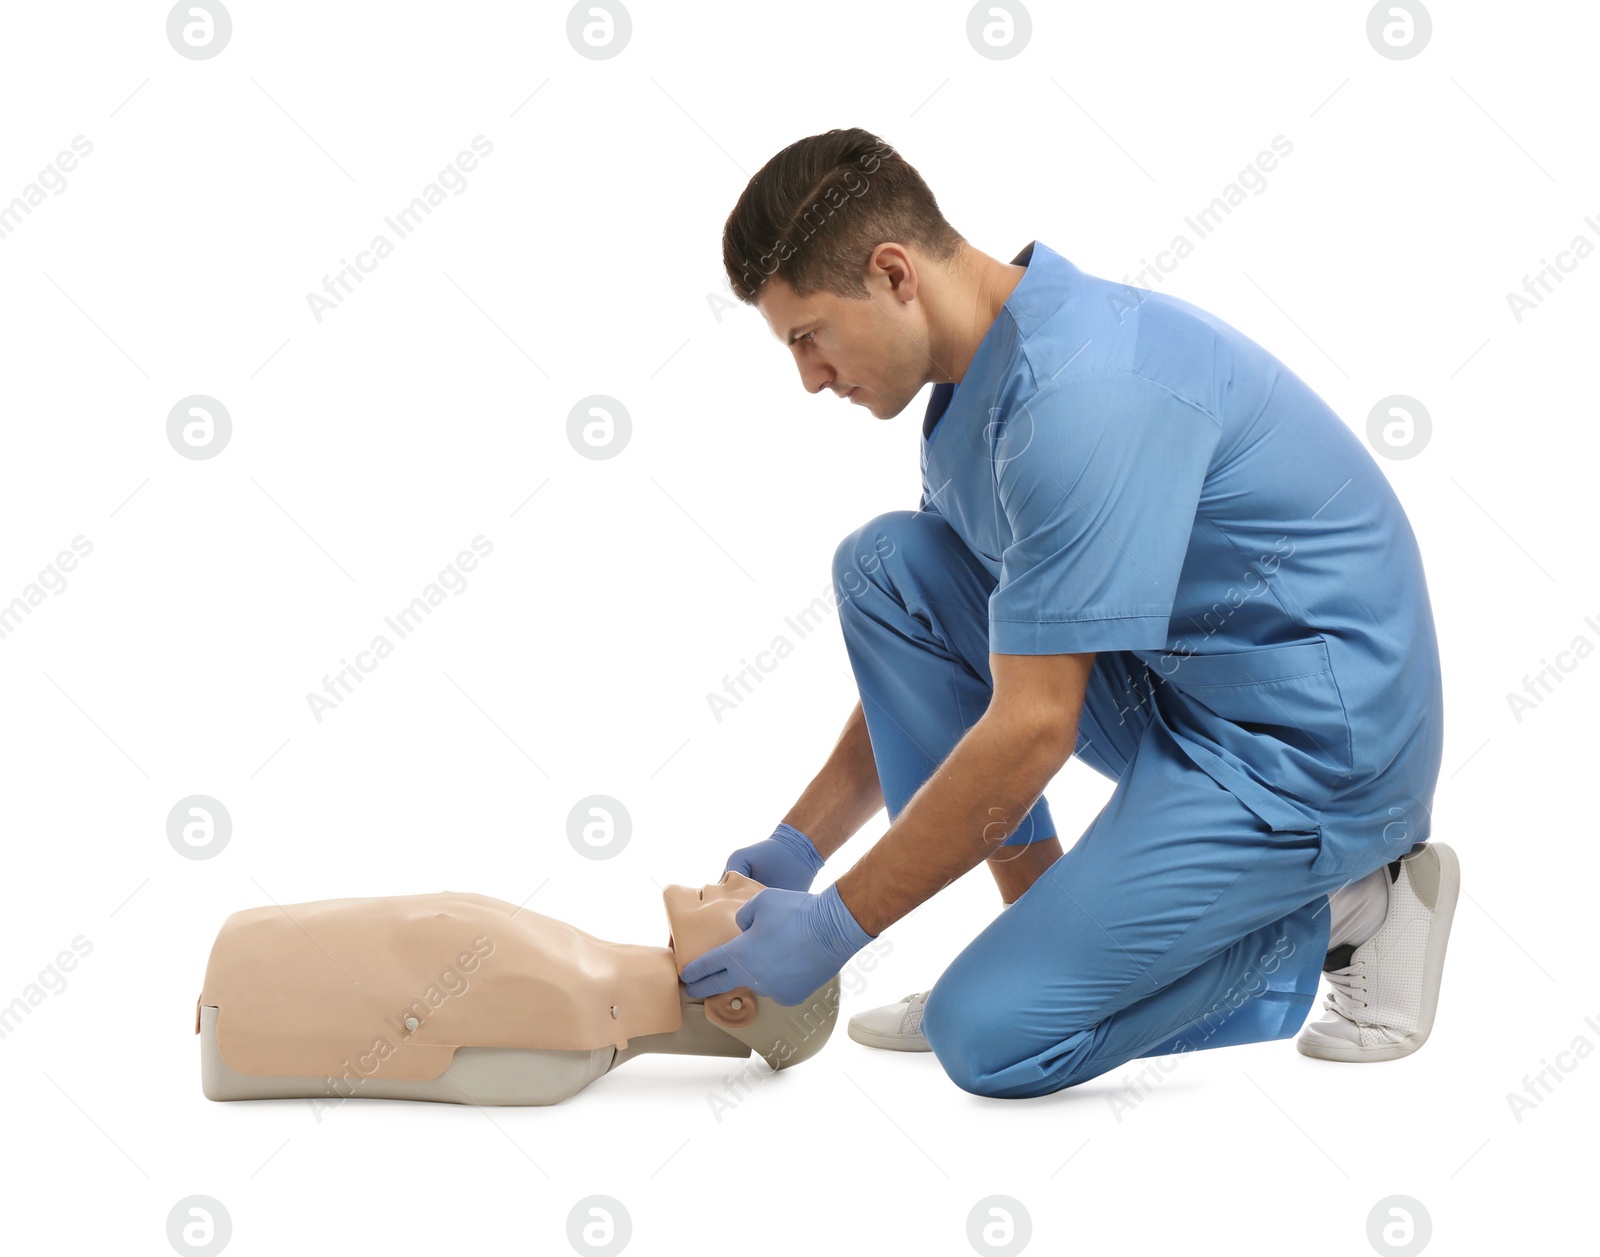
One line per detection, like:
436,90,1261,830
721,127,966,306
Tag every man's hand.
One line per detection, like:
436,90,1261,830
833,650,1094,937
680,884,875,1006
723,822,825,892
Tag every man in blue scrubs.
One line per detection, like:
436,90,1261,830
686,130,1457,1095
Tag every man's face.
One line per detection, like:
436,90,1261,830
756,270,930,420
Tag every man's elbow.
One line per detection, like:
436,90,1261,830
987,698,1081,767
1029,709,1082,767
986,650,1096,768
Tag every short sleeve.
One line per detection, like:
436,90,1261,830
988,371,1221,654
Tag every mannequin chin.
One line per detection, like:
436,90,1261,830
196,871,840,1106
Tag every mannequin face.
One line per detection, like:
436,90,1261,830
696,871,760,903
663,869,763,907
662,871,764,970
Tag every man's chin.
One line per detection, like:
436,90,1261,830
861,393,905,420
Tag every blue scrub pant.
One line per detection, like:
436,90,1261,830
834,510,1355,1098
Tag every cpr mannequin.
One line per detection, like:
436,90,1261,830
195,871,839,1106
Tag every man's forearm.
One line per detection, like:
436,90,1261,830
780,700,885,861
832,706,1076,937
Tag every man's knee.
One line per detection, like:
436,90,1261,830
919,979,992,1094
832,510,920,602
925,987,1118,1097
921,968,1092,1097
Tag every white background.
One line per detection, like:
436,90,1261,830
1,2,1594,1254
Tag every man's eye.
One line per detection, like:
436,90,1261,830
800,331,816,343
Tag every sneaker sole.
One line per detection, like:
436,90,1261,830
846,1021,932,1052
1296,841,1460,1063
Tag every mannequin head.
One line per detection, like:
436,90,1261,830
661,871,841,1068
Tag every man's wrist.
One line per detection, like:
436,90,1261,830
813,881,876,963
772,822,825,873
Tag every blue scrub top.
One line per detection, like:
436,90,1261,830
920,241,1444,876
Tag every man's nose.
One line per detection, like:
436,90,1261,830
798,361,834,395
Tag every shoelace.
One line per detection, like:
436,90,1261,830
1322,959,1371,1023
901,991,929,1035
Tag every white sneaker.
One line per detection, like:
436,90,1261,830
1297,841,1460,1062
847,990,933,1052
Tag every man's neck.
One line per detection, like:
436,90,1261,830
928,246,1028,387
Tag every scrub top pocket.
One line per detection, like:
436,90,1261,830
1146,638,1356,806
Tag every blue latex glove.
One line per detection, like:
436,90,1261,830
723,822,825,893
680,883,875,1006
